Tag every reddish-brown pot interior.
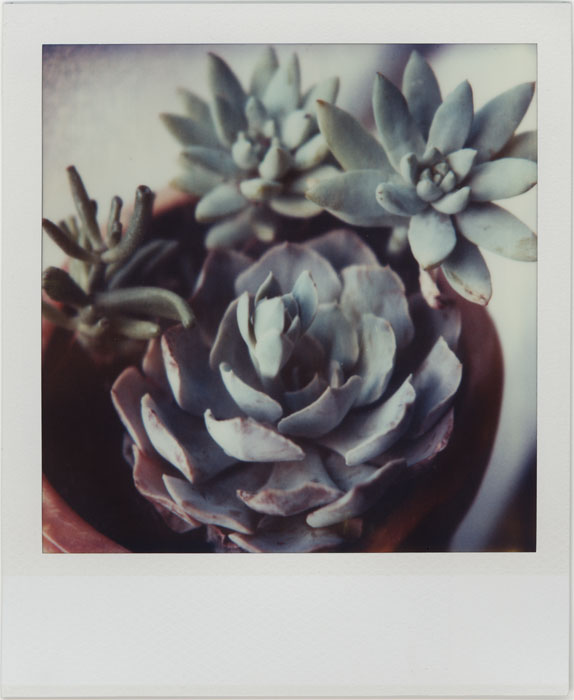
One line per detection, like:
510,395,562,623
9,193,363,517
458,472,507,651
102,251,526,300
42,204,504,553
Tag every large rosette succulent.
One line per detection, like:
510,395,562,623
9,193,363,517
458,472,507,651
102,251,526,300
111,229,463,552
162,48,339,250
307,51,537,305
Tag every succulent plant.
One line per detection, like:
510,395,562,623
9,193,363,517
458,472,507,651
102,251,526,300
111,229,463,552
307,51,538,305
161,48,340,250
42,167,194,355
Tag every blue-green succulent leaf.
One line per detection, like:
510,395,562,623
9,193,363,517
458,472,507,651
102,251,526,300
211,95,247,147
446,148,477,181
292,134,330,171
306,170,398,227
220,362,283,423
316,101,393,174
172,165,223,197
258,144,293,181
196,183,248,222
441,237,492,305
161,113,221,149
249,46,279,98
262,53,300,116
181,146,239,178
372,72,425,168
426,81,473,156
281,109,314,150
468,82,535,163
499,130,537,162
375,182,427,217
239,177,282,202
456,202,537,260
177,88,212,123
408,209,457,269
303,76,340,115
431,186,471,215
468,157,537,201
402,51,442,140
291,270,319,331
207,52,246,111
205,214,255,250
269,194,323,218
354,314,396,407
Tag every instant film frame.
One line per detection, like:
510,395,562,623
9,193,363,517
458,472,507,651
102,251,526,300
2,2,571,697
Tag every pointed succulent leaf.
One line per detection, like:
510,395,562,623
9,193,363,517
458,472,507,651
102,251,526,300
238,450,342,517
410,336,462,437
426,81,473,156
196,183,248,222
408,209,457,269
42,219,99,263
319,378,416,466
281,109,314,150
499,130,537,162
207,52,246,111
291,270,319,331
468,158,537,201
181,146,239,177
205,215,256,250
399,152,419,185
262,53,300,116
456,202,537,260
306,170,399,227
307,458,406,528
316,100,393,175
446,148,477,181
239,177,282,202
278,375,362,438
431,186,471,215
258,144,293,181
177,88,212,123
211,95,248,147
303,76,340,114
305,229,379,271
292,133,330,171
93,287,194,327
253,327,294,379
354,314,396,407
372,72,426,168
249,46,279,98
402,51,442,140
468,82,535,163
375,181,427,216
269,194,323,219
172,165,223,197
160,113,221,149
308,303,360,370
230,132,260,170
340,264,415,349
204,409,305,462
441,237,492,305
220,362,283,422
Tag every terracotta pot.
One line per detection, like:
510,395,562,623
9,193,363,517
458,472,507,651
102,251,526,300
42,205,504,553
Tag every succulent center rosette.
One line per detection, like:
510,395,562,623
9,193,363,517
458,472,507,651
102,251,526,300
162,48,340,249
112,229,463,552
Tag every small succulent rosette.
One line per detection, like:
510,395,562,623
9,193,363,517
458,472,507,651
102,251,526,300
112,229,463,552
307,51,537,305
162,48,340,249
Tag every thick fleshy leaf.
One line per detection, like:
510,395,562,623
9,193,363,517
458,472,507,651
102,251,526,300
161,324,235,418
446,148,477,181
441,237,492,305
219,362,283,422
431,187,471,215
468,82,535,163
249,46,279,98
316,101,393,174
305,229,379,271
231,132,260,170
426,81,473,156
354,314,396,407
283,373,328,413
303,76,340,114
306,170,399,227
177,88,212,124
402,51,442,140
238,450,342,516
211,96,247,147
191,248,251,338
281,109,314,150
207,52,246,112
278,375,362,438
262,53,300,116
142,394,235,483
409,337,462,437
308,303,359,370
291,270,319,331
385,408,454,468
375,182,426,216
270,195,323,219
132,446,201,530
372,72,426,168
307,458,406,528
340,264,415,349
499,130,537,162
195,183,248,222
181,146,239,178
319,378,416,466
468,158,537,201
259,144,293,181
235,241,342,302
172,165,223,197
229,514,346,553
111,367,158,455
205,409,305,462
292,134,330,171
239,177,282,202
408,209,457,269
142,337,169,389
205,214,256,250
160,113,221,149
253,328,294,379
163,463,268,534
456,203,537,261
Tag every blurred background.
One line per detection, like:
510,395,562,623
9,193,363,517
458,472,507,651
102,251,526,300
42,43,537,551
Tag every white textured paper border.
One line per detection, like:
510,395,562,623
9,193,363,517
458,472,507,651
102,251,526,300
2,2,571,698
